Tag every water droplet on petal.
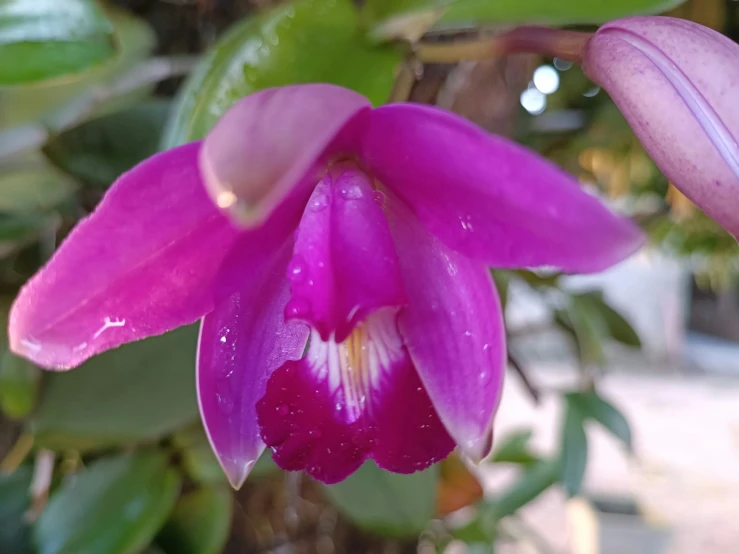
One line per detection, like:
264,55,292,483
310,193,330,211
285,297,311,319
277,404,289,416
217,390,234,414
286,255,307,283
338,182,363,200
372,190,385,206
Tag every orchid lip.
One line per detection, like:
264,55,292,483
600,27,739,178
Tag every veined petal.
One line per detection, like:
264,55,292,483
285,166,406,342
200,84,371,226
198,239,308,489
583,17,739,238
257,309,454,484
387,196,506,463
360,104,644,273
9,143,241,370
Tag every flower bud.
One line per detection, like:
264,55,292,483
583,17,739,238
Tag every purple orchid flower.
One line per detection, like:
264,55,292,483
8,84,643,487
582,16,739,238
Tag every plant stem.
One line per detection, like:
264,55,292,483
416,27,593,65
508,353,541,405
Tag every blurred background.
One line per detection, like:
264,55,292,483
1,0,738,553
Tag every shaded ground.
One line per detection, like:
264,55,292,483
485,365,739,554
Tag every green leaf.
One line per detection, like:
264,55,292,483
559,399,588,497
488,458,560,520
34,451,181,554
555,294,608,367
576,291,641,348
162,0,401,147
158,487,232,554
44,100,171,188
568,391,633,452
441,0,688,26
323,461,438,536
0,0,115,85
490,429,539,467
0,6,155,129
363,0,687,38
0,466,33,554
30,326,199,452
0,350,39,419
0,213,59,258
0,155,78,213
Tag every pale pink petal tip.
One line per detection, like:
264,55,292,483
199,84,371,227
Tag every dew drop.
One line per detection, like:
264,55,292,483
338,182,363,200
286,256,307,283
285,297,311,319
310,193,330,211
277,404,289,416
372,190,385,206
216,390,234,414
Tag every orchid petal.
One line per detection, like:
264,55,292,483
387,196,506,463
200,84,370,226
9,143,241,370
360,104,644,273
285,166,406,342
583,17,739,238
257,309,454,484
198,239,308,489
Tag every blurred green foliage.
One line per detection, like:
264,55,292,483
0,0,733,552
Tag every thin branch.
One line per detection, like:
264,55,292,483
0,433,34,473
507,353,541,405
416,27,593,65
0,55,199,161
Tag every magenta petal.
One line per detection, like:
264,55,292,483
257,310,454,484
285,166,406,342
200,84,370,226
387,196,506,462
360,104,644,273
198,239,309,489
9,143,242,370
583,17,739,238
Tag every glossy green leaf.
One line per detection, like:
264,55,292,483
559,399,588,497
441,0,689,26
158,487,232,554
31,326,199,452
0,350,39,418
34,451,180,554
0,6,155,129
490,429,539,467
44,100,170,188
323,462,438,536
0,466,33,554
0,0,115,86
364,0,687,39
488,458,560,520
163,0,401,147
568,391,633,452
